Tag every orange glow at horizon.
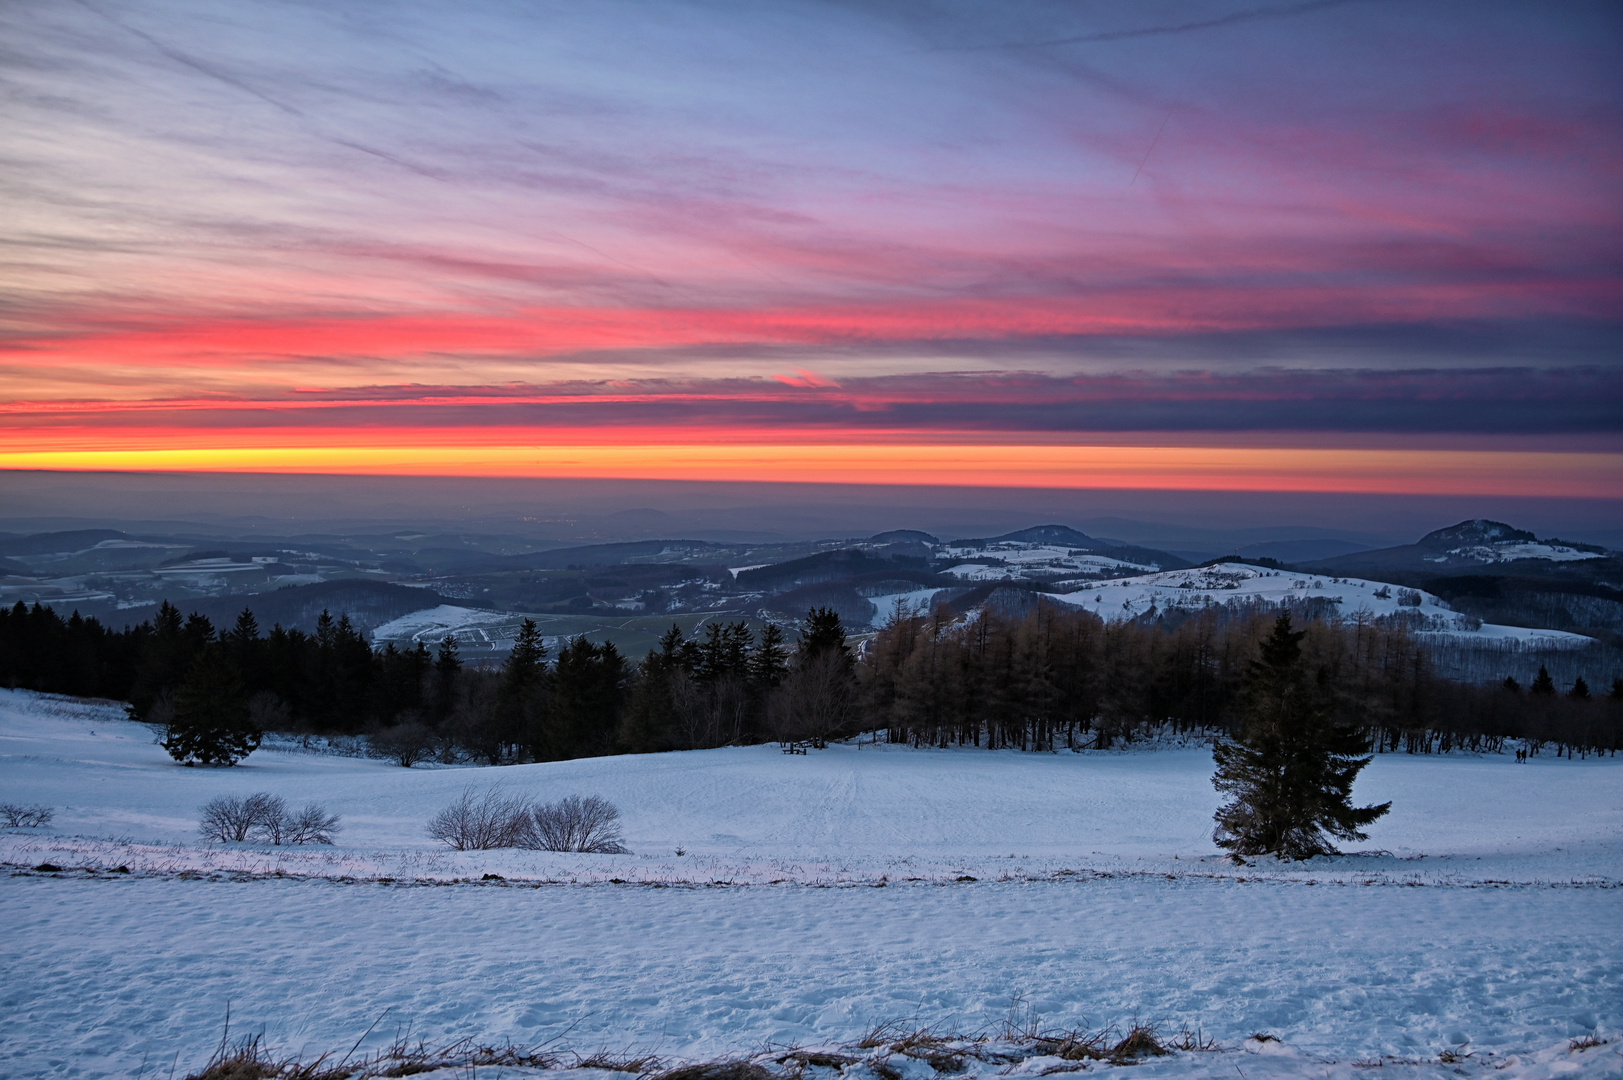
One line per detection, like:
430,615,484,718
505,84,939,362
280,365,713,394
1,433,1615,498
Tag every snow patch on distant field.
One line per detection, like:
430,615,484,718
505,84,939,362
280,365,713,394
940,543,1157,581
370,603,514,644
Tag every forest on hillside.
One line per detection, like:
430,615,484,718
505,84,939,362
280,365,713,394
1,596,1618,764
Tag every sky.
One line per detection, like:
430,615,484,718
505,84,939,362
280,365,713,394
1,0,1620,502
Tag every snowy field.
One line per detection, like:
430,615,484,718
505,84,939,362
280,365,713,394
1,689,1619,1079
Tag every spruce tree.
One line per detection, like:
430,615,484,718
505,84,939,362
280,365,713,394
495,618,548,762
1530,666,1556,695
1211,614,1390,860
750,623,788,691
162,644,261,766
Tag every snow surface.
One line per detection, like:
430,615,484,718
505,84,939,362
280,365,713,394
1047,564,1594,647
2,690,1619,1080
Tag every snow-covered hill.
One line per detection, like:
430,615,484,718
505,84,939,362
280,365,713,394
2,690,1618,1080
1309,519,1612,578
1048,563,1594,647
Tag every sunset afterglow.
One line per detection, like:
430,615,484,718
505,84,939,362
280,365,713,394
2,1,1619,493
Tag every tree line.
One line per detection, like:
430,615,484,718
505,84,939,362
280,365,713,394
861,600,1622,757
0,599,856,764
1,595,1618,765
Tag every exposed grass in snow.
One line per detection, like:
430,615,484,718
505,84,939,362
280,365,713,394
175,1022,1622,1080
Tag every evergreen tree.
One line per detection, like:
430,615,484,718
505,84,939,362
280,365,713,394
432,634,462,720
1569,677,1590,700
492,618,548,763
546,637,625,758
797,607,852,668
1211,614,1390,861
1530,666,1556,695
162,644,261,766
749,623,788,691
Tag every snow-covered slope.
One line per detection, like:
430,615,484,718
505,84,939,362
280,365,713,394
2,691,1618,1080
1048,563,1593,647
1439,541,1606,564
940,544,1158,582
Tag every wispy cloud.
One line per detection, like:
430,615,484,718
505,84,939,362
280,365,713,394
0,0,1618,488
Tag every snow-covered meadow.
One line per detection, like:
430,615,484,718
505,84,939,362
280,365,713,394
2,689,1619,1079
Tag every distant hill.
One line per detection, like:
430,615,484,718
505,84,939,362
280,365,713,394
1419,520,1538,548
955,524,1100,548
1304,520,1622,641
736,549,929,591
946,524,1191,571
0,529,128,557
113,580,469,634
1308,519,1609,577
499,539,741,570
869,529,940,545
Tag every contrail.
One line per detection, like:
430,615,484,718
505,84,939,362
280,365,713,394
938,0,1373,51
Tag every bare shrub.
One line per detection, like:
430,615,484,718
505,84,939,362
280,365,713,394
427,786,533,850
371,719,435,767
199,793,278,843
0,803,53,828
247,794,292,843
528,794,628,853
198,792,339,844
283,802,341,845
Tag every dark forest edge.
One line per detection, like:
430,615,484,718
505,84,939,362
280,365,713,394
1,596,1619,767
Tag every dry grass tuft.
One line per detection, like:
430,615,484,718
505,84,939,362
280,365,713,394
574,1051,665,1073
1569,1035,1609,1052
1032,1032,1108,1062
1108,1024,1169,1062
775,1051,857,1069
653,1060,778,1080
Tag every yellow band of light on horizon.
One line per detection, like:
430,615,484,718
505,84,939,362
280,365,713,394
1,442,1617,496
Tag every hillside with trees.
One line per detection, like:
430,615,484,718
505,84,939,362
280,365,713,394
1,593,1618,766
